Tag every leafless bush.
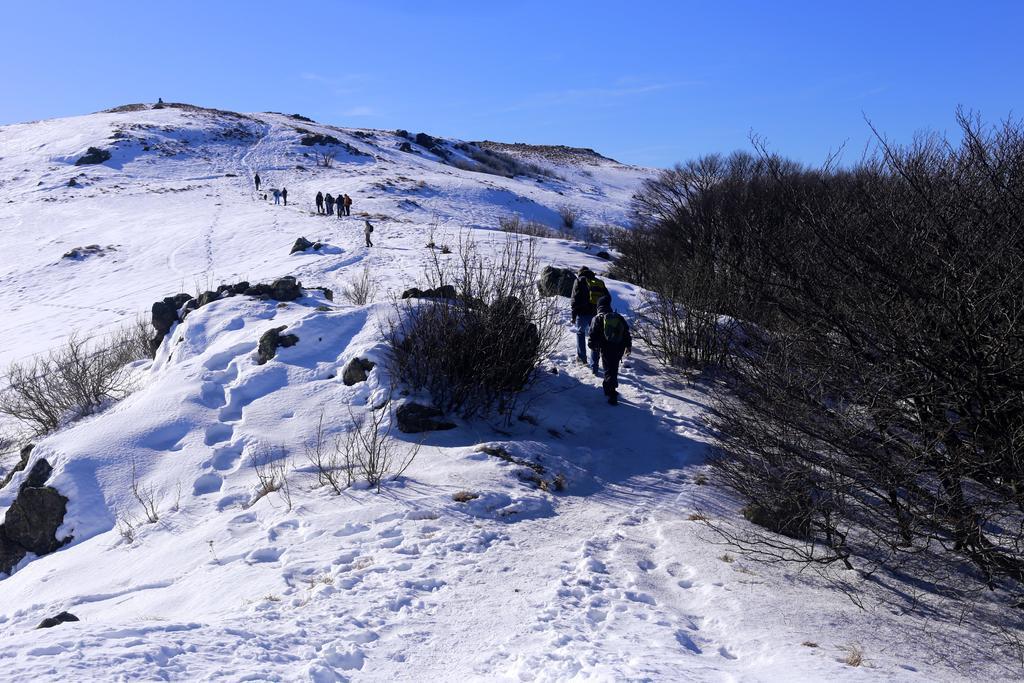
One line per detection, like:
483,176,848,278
306,411,353,494
316,151,336,168
499,214,559,239
388,233,560,420
130,458,161,524
0,327,146,436
346,398,419,492
249,443,292,510
558,204,578,230
339,263,377,306
623,111,1024,656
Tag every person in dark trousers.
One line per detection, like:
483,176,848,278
337,192,345,218
315,191,324,214
272,189,281,205
588,295,632,405
364,219,374,247
571,266,601,371
281,187,288,206
325,193,335,216
254,173,261,191
343,194,352,216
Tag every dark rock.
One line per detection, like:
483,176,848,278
397,141,413,153
0,537,26,576
309,286,333,302
3,486,69,557
342,358,376,386
400,284,457,301
415,132,438,149
270,276,302,301
150,293,193,352
0,444,35,490
395,129,410,139
196,290,220,308
74,147,111,166
537,266,576,298
37,611,79,629
230,281,250,295
290,237,324,254
396,403,456,434
257,326,299,365
595,251,611,260
300,132,341,146
21,457,52,491
67,177,78,187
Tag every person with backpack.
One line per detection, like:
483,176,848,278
281,187,288,206
343,194,352,216
254,173,261,191
325,193,335,216
571,266,601,371
337,192,345,219
364,219,374,247
315,191,324,214
589,295,632,405
272,188,281,205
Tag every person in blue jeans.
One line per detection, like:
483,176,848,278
570,266,602,373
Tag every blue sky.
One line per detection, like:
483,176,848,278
1,1,1021,167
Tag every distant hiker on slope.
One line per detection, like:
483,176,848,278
588,295,631,405
325,193,335,216
572,266,608,373
254,173,261,191
343,193,352,216
272,188,281,205
364,219,374,247
315,191,325,215
281,187,288,206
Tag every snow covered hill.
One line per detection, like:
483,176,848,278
0,103,1012,681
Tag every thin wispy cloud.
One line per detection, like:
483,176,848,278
341,106,375,117
486,80,702,116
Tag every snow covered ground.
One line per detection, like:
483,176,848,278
0,104,1015,681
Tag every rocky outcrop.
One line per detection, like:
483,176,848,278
257,326,299,365
37,611,79,629
0,444,34,490
342,358,375,386
74,147,111,165
537,266,576,297
400,285,457,301
149,276,326,353
0,457,71,576
396,403,456,434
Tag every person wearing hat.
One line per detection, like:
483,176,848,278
588,294,632,405
571,266,606,372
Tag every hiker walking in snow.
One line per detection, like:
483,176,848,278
272,188,281,205
325,193,335,216
281,187,288,206
343,193,352,216
315,191,325,214
588,295,631,405
337,192,345,219
254,173,261,191
571,266,608,373
364,219,374,247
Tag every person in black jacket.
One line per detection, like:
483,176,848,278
588,295,632,405
325,193,335,216
315,191,324,214
281,187,288,206
571,267,599,371
254,173,261,191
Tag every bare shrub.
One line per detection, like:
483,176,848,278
249,443,292,510
306,411,353,494
499,214,558,239
130,458,161,524
840,644,865,667
558,204,578,230
346,398,419,492
0,327,147,436
388,233,560,420
316,151,336,168
339,263,377,306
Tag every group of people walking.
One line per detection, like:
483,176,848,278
316,191,352,217
571,267,632,405
254,173,288,205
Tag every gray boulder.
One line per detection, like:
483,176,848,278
537,266,576,297
0,457,71,575
37,611,79,629
400,284,457,301
257,326,299,365
342,358,375,386
396,403,456,434
290,237,323,254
